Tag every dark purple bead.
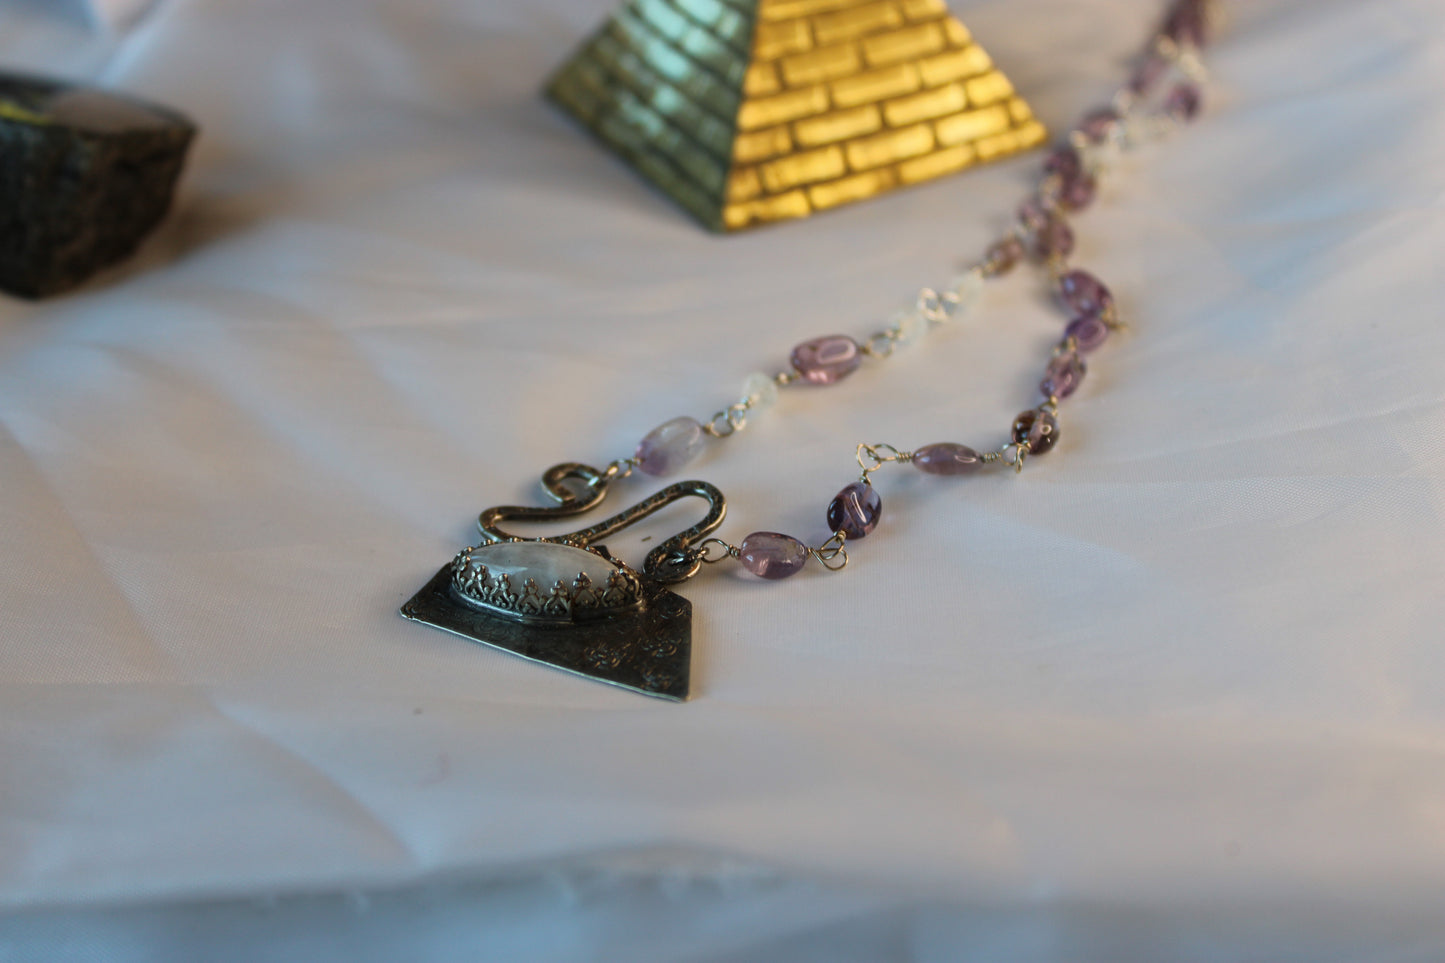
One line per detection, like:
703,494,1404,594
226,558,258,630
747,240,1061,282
1164,83,1202,121
1163,0,1208,47
1044,146,1096,212
913,443,984,476
1057,170,1097,212
1064,313,1110,353
1057,269,1114,318
738,532,809,580
1129,52,1169,96
1077,107,1120,143
1041,352,1086,399
791,335,862,385
1012,409,1060,455
826,481,881,539
1044,146,1083,182
984,236,1025,275
1018,196,1052,232
1034,214,1075,259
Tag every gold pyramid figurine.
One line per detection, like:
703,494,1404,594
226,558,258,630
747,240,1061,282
545,0,1047,231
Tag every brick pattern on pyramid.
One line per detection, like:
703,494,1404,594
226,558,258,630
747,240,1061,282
547,0,1046,231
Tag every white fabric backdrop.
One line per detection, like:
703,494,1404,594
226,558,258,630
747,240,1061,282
2,0,1445,958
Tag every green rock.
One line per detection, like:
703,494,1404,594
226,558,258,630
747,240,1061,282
0,72,197,299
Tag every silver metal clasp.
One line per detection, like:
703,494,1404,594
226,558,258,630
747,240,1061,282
476,463,727,584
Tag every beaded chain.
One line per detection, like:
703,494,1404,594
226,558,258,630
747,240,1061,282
575,0,1216,581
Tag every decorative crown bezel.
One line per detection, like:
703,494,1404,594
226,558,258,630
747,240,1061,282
448,544,643,623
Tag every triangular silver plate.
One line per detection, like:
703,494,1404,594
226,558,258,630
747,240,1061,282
401,564,691,701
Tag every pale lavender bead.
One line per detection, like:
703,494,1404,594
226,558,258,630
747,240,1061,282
1041,352,1086,399
791,335,862,385
913,443,984,476
635,416,705,477
1164,83,1202,121
1077,107,1120,143
739,532,808,580
1057,269,1114,318
1065,314,1110,353
826,481,881,539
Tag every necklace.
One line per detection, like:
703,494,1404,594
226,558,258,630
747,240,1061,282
401,0,1219,701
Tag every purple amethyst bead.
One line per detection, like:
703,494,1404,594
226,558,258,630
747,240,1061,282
1044,147,1097,212
1018,196,1051,232
1064,313,1110,353
984,236,1025,275
826,481,881,539
1129,52,1169,96
635,416,705,477
1164,83,1202,121
1044,146,1083,182
1034,214,1075,260
1057,269,1114,318
739,532,809,580
1163,0,1208,47
1058,170,1097,212
1041,352,1087,400
791,335,862,385
1077,107,1120,143
913,443,984,476
1012,409,1060,455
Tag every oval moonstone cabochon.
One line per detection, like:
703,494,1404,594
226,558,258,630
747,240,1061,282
450,541,642,622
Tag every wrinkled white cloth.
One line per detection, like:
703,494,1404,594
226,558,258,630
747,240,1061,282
86,0,156,29
2,0,1444,959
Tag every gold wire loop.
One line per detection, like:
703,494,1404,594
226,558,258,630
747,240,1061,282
855,442,911,479
704,411,736,438
982,443,1028,474
810,531,849,572
600,458,638,484
695,538,739,564
703,403,752,438
863,331,896,359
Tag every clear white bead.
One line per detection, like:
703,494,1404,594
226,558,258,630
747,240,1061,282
950,268,985,315
1121,113,1166,148
916,288,944,322
740,371,778,411
891,309,927,347
1079,139,1119,175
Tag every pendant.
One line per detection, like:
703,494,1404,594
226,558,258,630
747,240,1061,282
401,463,726,701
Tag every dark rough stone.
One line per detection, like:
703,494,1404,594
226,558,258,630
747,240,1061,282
0,72,196,299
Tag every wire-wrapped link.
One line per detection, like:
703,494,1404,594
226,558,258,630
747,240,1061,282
703,402,751,438
600,457,639,484
981,443,1029,474
694,538,740,564
862,330,898,359
856,442,913,480
809,531,849,572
